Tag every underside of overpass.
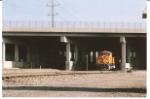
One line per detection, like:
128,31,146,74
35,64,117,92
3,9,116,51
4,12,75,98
2,36,146,70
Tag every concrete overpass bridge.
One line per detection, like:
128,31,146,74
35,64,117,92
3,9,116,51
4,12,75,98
2,21,147,71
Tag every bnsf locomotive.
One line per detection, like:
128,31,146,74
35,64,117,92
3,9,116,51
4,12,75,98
96,50,115,70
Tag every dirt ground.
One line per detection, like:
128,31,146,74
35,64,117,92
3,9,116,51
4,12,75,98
2,70,146,97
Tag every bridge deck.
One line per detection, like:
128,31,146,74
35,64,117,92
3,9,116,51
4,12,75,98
2,27,146,33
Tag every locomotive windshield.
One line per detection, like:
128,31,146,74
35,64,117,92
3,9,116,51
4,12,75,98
98,53,110,56
98,53,103,56
105,53,110,56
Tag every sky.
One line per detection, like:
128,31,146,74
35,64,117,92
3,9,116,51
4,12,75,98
2,0,147,23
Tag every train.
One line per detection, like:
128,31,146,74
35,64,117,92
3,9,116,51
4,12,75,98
96,50,116,70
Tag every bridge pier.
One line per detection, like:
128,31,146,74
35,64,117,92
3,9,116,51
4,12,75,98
14,44,19,62
127,44,131,63
120,37,126,71
73,45,79,70
65,43,73,70
61,36,82,70
2,42,5,68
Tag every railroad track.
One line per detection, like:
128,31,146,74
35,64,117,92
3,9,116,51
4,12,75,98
2,70,125,80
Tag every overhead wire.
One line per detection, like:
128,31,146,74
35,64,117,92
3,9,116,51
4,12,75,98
3,1,46,16
54,9,75,27
4,0,87,22
57,15,67,21
59,5,80,21
61,0,89,21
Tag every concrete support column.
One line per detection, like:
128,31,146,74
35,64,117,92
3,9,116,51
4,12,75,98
122,42,126,67
73,45,79,70
127,44,131,63
120,37,126,71
31,45,34,62
66,43,73,70
93,51,96,63
2,42,6,68
14,44,19,62
66,43,71,61
35,46,39,62
74,45,78,62
27,46,30,62
82,47,86,62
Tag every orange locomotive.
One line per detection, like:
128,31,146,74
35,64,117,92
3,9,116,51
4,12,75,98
96,50,115,70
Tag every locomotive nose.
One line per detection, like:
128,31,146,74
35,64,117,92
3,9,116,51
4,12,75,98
98,55,105,59
101,56,105,58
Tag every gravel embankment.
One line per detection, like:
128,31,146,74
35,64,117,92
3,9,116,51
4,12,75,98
2,70,146,97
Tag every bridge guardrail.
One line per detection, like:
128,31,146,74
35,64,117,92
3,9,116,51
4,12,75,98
2,20,147,29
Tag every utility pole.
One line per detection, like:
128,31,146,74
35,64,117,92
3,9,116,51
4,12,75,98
51,0,54,27
46,0,59,27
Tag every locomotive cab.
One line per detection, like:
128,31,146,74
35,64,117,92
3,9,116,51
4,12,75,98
96,50,115,70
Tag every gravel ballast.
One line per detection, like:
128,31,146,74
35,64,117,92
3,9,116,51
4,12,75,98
2,70,146,97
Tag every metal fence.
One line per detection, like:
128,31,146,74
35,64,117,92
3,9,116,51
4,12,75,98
2,20,147,29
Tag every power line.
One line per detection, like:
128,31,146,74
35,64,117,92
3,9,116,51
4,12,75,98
58,15,67,21
18,0,42,7
59,5,80,21
3,1,46,16
55,9,74,27
61,0,88,21
54,9,65,21
57,15,75,27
